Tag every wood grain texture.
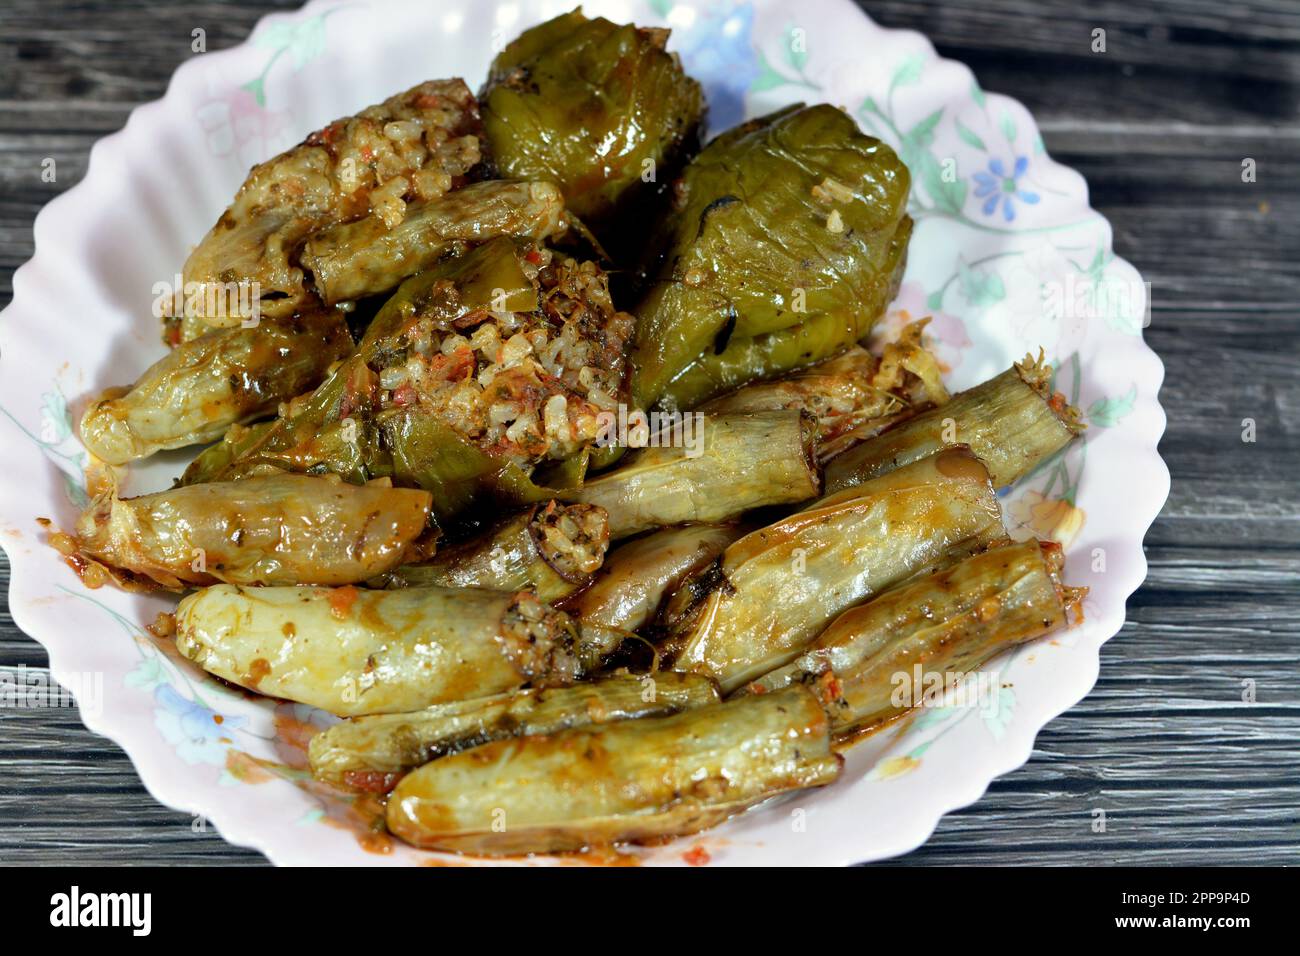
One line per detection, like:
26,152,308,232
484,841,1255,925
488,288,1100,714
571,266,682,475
1,0,1297,867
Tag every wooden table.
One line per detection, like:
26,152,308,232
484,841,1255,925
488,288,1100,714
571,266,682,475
1,0,1296,865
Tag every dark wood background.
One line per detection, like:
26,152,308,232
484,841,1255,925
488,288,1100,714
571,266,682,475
1,0,1296,866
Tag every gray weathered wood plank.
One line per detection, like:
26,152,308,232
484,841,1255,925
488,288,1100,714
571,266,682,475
1,0,1297,866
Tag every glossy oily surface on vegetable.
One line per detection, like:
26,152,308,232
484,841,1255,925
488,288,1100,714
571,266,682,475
300,179,566,306
631,104,911,408
824,353,1084,491
175,584,579,716
668,447,1007,692
391,501,609,602
215,237,634,520
743,541,1083,736
699,327,948,462
308,672,719,790
386,685,841,855
564,410,820,538
480,9,704,251
181,78,485,330
71,474,432,590
561,522,743,660
79,312,353,466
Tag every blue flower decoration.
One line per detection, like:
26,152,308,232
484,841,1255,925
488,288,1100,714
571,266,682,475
154,684,246,766
973,156,1040,222
669,1,759,133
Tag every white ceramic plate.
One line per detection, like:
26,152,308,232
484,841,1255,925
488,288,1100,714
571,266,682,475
0,0,1168,865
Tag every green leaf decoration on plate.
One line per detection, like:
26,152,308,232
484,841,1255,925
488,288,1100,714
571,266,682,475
785,25,808,71
905,107,944,146
954,118,987,151
999,109,1017,143
981,686,1016,740
1088,384,1138,427
244,13,335,107
913,705,958,730
125,655,166,691
750,50,788,93
958,260,1006,307
1083,247,1110,283
40,390,71,443
890,53,924,92
288,16,327,69
241,77,267,108
254,22,298,51
922,153,967,215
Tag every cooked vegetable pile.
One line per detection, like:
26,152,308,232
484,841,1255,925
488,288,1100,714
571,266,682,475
61,10,1088,858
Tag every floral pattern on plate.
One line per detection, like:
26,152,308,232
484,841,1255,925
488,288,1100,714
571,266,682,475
0,0,1168,865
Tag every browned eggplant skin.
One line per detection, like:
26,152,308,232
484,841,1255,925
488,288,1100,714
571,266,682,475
698,347,892,460
308,672,720,789
73,474,431,589
389,501,609,602
560,523,743,663
740,541,1081,737
667,446,1008,693
79,312,353,465
823,355,1084,491
385,685,841,855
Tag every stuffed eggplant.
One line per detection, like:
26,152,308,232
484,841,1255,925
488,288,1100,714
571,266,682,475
742,541,1086,737
181,78,485,331
213,237,635,519
563,410,820,539
560,522,744,663
70,474,431,590
79,312,352,465
300,179,566,307
388,501,609,602
698,323,948,462
480,9,704,254
175,584,579,716
631,104,911,408
824,353,1084,491
309,671,719,791
178,420,275,486
667,447,1007,692
386,685,841,854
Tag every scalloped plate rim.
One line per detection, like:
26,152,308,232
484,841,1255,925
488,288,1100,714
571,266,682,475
0,0,1169,866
